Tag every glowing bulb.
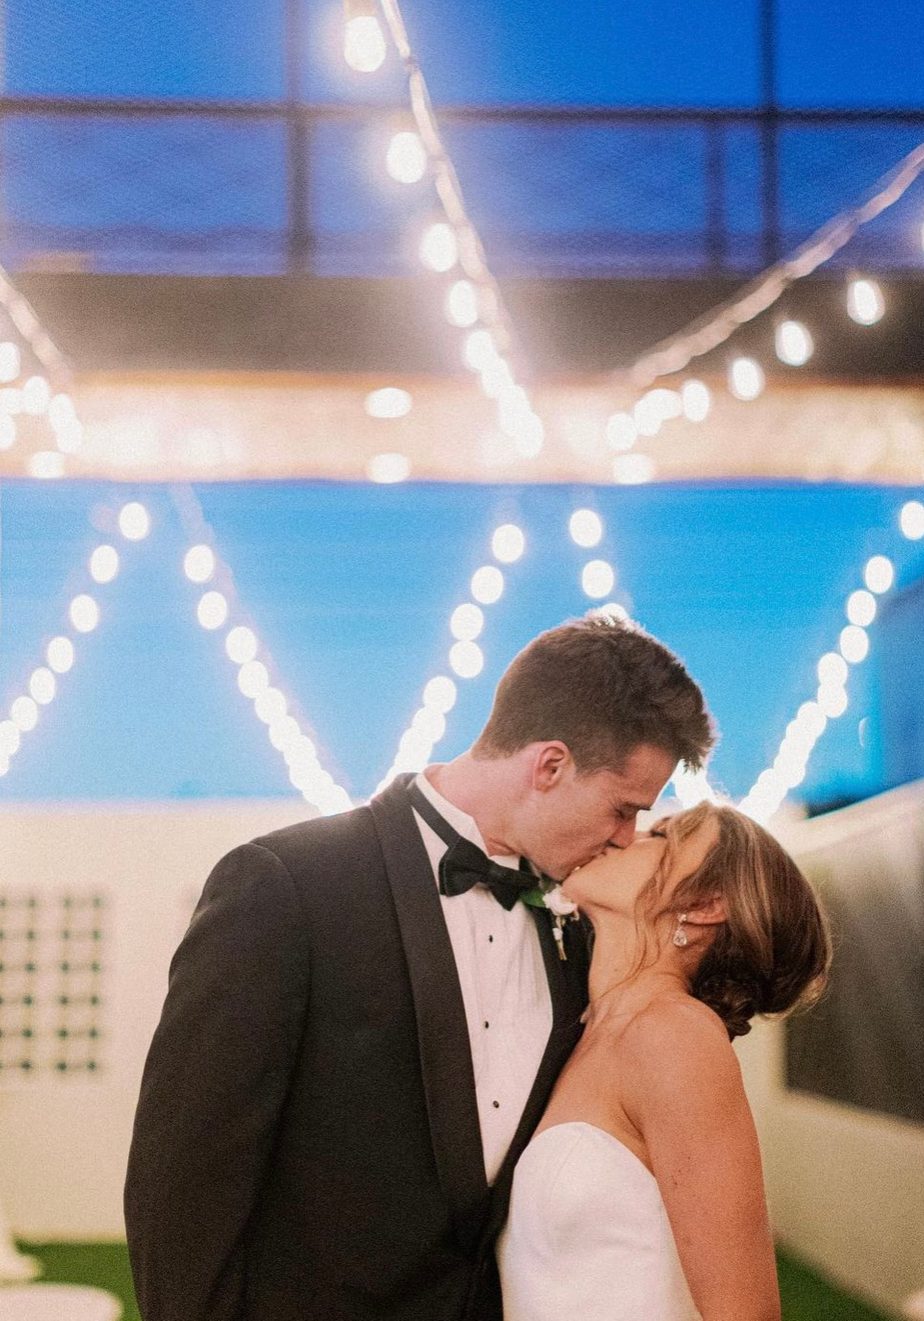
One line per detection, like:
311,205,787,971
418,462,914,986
386,131,426,184
238,660,269,697
581,560,616,599
69,594,99,633
633,395,663,437
10,696,38,731
445,279,478,328
817,684,848,718
0,416,14,450
569,509,603,548
605,412,637,452
847,278,884,325
365,387,412,419
29,451,65,478
839,625,869,664
197,591,228,630
864,554,894,594
0,388,23,414
419,221,458,272
589,601,629,622
22,375,51,414
470,565,504,604
49,393,76,429
118,502,150,540
423,676,457,713
775,320,814,366
46,636,74,673
463,329,498,372
0,720,20,757
899,500,924,540
681,380,711,422
728,357,765,401
450,603,484,641
268,716,302,752
412,706,446,742
343,13,386,72
89,544,119,584
492,523,525,563
225,626,258,664
254,687,287,724
613,454,655,484
817,652,848,687
0,341,20,383
846,589,876,627
29,667,56,705
366,452,410,483
184,544,215,582
449,640,484,679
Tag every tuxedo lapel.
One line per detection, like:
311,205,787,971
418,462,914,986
368,776,488,1241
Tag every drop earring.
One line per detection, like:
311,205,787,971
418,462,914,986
672,912,688,947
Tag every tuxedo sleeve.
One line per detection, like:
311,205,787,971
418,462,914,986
124,841,311,1321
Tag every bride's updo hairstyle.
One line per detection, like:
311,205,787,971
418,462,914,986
646,801,831,1040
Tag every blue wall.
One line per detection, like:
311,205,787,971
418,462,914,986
1,478,921,805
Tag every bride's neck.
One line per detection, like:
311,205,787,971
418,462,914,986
585,918,687,1024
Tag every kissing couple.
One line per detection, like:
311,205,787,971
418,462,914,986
126,616,829,1321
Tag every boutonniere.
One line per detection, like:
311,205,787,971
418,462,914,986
518,882,580,960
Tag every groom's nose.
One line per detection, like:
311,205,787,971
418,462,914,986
608,817,637,849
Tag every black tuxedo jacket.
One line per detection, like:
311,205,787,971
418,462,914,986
124,774,588,1321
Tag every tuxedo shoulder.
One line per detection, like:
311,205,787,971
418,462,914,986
247,801,378,875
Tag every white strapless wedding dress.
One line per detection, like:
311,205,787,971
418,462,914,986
497,1121,701,1320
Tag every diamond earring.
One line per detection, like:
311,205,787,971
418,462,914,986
672,912,688,947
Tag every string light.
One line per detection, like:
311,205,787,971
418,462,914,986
569,509,603,549
445,280,479,328
605,412,638,452
775,320,814,366
366,452,411,483
0,416,14,450
419,221,458,273
183,544,215,583
172,486,352,815
581,559,615,599
386,130,427,184
739,538,899,824
118,502,151,541
365,387,412,419
613,454,655,484
728,357,765,401
680,380,711,422
900,499,924,539
376,520,525,790
1,500,143,781
847,278,885,326
864,554,894,593
343,0,386,72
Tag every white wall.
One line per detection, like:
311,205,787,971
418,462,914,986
0,800,309,1239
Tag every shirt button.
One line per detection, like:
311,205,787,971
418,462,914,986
484,1021,490,1029
492,1100,500,1109
488,934,494,943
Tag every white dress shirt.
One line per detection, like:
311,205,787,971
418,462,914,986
412,771,553,1185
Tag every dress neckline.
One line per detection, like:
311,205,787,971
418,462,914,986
529,1120,656,1184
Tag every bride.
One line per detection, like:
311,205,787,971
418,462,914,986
497,800,830,1321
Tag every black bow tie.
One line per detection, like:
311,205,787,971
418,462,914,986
407,780,538,911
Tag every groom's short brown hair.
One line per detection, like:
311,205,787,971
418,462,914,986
473,615,714,774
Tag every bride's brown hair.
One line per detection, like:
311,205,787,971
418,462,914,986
643,801,831,1040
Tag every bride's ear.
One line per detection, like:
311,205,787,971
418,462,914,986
684,893,726,927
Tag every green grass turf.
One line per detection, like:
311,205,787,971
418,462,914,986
18,1241,894,1321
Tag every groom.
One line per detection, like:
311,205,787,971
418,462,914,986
125,615,713,1321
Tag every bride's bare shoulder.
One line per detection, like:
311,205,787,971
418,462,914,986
618,996,744,1100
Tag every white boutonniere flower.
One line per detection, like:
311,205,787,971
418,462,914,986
519,881,580,959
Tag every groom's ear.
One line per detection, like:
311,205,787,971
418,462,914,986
684,893,727,926
531,741,571,790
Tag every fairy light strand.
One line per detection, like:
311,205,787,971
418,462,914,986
625,140,924,391
169,485,353,815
